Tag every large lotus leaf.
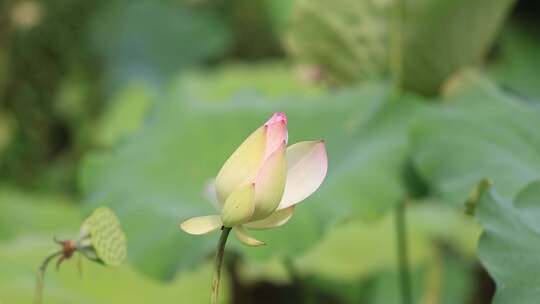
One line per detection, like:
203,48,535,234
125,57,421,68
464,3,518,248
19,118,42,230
95,82,155,148
253,203,478,302
237,203,479,288
400,0,515,94
287,251,473,304
294,203,479,281
412,71,540,205
489,24,540,102
0,236,229,304
81,65,427,279
178,63,323,101
285,0,515,94
90,0,232,88
370,254,474,304
475,181,540,304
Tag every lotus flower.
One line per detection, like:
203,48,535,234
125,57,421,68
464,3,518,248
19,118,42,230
180,112,328,246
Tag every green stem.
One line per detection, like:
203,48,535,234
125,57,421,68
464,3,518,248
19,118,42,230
35,250,63,304
395,200,412,304
211,227,231,304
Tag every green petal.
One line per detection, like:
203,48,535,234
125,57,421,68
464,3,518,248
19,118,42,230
215,126,267,204
221,184,256,227
234,226,266,247
252,142,287,220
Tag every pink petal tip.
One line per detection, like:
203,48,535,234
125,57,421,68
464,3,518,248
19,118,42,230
265,112,287,126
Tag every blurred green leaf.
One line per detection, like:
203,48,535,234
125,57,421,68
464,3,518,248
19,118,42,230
490,24,540,101
0,112,14,157
265,0,296,34
81,64,428,278
476,181,540,304
95,82,155,147
400,0,515,95
224,0,283,58
179,63,323,101
295,203,479,281
412,71,540,205
370,253,474,304
90,0,233,87
0,0,105,191
296,202,480,304
295,211,430,282
0,188,80,240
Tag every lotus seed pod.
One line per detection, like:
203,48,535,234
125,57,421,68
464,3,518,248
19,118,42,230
80,207,127,266
286,0,516,95
285,0,390,84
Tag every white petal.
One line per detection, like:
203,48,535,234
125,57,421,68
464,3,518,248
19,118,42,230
179,215,222,235
252,142,287,220
221,184,255,227
278,140,328,209
215,126,267,204
234,226,266,247
245,206,295,230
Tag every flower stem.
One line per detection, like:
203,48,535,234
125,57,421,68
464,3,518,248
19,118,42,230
211,227,231,304
395,199,412,304
35,250,63,304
